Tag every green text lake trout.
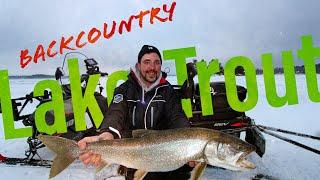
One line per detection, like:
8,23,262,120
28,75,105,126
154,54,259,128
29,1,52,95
39,128,256,179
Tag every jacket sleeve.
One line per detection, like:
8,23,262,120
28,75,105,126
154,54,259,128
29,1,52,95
165,86,191,129
99,84,128,138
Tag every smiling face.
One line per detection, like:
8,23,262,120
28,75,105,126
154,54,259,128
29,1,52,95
137,52,162,87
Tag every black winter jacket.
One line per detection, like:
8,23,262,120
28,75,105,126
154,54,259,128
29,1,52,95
100,69,190,138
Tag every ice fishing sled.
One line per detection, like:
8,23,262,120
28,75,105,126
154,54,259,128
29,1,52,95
172,62,266,157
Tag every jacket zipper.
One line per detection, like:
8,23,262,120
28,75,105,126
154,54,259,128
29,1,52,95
142,90,145,104
151,107,154,128
132,106,136,126
143,85,169,129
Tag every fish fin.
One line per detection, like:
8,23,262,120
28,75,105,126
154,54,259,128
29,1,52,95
190,162,207,180
133,169,148,180
95,160,110,173
50,155,76,178
132,129,158,138
37,135,78,178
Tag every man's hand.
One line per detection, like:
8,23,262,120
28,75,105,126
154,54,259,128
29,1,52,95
78,132,114,167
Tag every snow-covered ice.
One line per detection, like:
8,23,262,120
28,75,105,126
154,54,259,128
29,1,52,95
0,75,320,180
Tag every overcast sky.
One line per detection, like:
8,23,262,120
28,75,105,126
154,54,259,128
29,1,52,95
1,0,320,75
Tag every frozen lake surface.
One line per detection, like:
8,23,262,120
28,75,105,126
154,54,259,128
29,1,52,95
0,75,320,180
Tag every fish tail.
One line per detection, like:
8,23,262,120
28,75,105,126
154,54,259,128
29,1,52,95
38,135,78,178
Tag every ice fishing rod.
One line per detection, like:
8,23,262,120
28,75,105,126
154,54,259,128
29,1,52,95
222,124,320,141
257,125,320,141
257,126,320,155
221,124,320,155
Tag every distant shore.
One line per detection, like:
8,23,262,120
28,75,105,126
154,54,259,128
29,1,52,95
8,74,61,79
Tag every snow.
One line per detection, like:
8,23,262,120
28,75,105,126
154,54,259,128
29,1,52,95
1,75,320,180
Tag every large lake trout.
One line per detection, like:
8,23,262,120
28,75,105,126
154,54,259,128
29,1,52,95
39,128,256,179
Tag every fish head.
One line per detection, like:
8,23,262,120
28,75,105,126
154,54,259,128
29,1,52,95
204,135,256,171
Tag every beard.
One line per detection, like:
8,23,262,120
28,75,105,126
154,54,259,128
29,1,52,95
141,70,159,84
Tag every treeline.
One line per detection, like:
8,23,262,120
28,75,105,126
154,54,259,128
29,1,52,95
217,64,320,75
9,74,55,79
254,64,319,75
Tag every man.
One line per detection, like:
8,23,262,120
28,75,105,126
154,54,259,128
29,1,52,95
78,45,193,179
